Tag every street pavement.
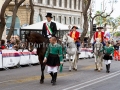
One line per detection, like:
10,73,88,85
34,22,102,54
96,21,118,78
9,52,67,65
0,58,120,90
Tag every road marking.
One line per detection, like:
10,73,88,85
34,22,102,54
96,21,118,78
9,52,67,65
0,72,73,85
73,72,120,90
0,64,95,85
63,70,120,90
81,65,95,70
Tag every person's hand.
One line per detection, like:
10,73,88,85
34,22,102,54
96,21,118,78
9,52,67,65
60,61,63,64
110,54,112,56
43,58,47,63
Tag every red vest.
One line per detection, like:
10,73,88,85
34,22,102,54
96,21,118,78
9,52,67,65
93,31,104,42
70,31,80,41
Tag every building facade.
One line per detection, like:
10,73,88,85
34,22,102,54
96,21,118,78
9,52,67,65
4,0,83,36
33,0,83,29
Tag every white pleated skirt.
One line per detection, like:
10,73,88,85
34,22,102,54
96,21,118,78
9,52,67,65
104,60,111,65
47,66,58,73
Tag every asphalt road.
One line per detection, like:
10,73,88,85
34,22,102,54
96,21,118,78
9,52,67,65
0,58,120,90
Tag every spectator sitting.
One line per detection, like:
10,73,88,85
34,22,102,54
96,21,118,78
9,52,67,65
6,40,14,49
0,40,6,49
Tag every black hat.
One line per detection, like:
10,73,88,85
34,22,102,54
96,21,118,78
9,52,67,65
72,26,78,29
45,13,53,18
97,27,103,29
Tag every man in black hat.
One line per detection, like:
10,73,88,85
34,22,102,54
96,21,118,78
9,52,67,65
42,13,57,38
92,27,105,53
69,26,80,52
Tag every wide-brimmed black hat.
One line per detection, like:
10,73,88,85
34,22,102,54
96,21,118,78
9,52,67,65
97,27,103,29
45,13,53,18
72,26,78,29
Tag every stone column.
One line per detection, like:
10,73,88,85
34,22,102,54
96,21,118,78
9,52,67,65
76,0,79,10
71,0,74,10
62,0,64,8
56,0,59,7
43,0,46,5
67,0,69,9
50,0,53,6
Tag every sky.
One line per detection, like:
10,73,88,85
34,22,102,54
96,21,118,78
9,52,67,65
94,0,120,18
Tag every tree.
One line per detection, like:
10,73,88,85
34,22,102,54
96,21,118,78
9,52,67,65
80,0,91,42
114,32,120,37
87,9,113,44
0,0,12,40
29,0,34,25
6,0,25,40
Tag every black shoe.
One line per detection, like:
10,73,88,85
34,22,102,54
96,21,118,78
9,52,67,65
106,71,110,73
49,72,53,83
52,81,56,86
51,80,53,83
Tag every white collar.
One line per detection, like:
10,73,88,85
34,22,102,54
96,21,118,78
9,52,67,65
47,21,51,24
54,43,57,45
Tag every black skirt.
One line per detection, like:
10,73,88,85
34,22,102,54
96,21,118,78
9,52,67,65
46,53,60,67
103,54,113,60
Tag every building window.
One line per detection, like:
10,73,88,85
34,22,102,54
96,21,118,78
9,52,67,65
78,18,80,24
58,16,61,23
69,17,71,24
69,0,72,8
78,0,80,10
46,0,50,5
64,0,67,8
74,0,76,9
38,0,42,3
64,17,67,24
36,14,43,22
6,16,20,35
74,17,76,24
59,0,62,7
53,0,56,6
53,16,56,21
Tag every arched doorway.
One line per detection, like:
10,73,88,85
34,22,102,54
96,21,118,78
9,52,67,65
36,14,43,22
6,16,20,35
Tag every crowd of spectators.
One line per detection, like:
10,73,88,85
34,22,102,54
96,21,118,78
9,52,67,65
0,36,22,50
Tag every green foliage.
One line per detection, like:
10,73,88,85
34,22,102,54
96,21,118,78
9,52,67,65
114,32,120,37
95,11,120,30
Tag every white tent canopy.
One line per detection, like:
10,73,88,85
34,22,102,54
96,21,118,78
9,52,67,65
21,20,69,30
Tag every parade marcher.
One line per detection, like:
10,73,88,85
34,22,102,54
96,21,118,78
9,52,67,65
43,37,63,85
101,41,114,73
42,13,57,39
114,42,119,60
69,26,80,51
92,27,105,53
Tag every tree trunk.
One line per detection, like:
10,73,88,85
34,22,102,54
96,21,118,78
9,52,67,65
80,13,88,42
29,0,34,25
103,23,107,32
0,0,12,40
88,20,93,44
80,0,91,43
6,0,25,40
